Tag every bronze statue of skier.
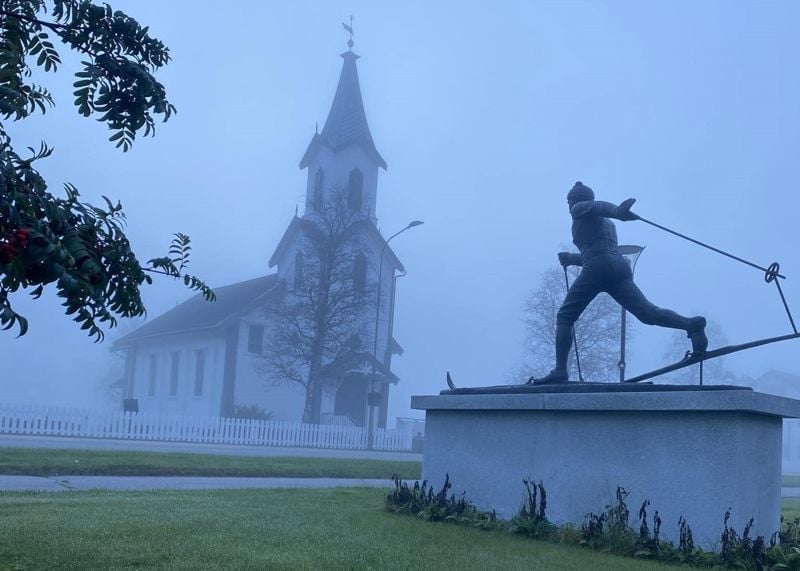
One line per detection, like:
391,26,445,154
530,181,708,385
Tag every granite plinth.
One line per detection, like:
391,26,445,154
441,382,752,395
412,385,800,548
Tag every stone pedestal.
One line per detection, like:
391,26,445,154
411,384,800,548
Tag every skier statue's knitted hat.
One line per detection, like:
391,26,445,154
567,181,594,204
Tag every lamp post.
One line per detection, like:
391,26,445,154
618,245,644,382
367,220,423,448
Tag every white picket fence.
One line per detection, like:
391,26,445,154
0,403,413,452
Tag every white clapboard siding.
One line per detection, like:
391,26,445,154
0,402,413,451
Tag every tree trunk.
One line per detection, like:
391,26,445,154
302,382,316,424
302,382,323,424
303,349,325,423
302,254,331,424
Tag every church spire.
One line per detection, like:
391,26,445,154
299,31,386,170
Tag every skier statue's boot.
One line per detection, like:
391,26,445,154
648,308,709,355
528,323,572,385
528,369,569,385
687,316,708,354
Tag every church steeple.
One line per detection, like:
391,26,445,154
299,38,387,224
299,49,386,170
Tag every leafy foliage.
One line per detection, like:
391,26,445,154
388,475,800,570
580,486,638,553
508,478,557,539
0,1,213,339
231,403,274,421
386,473,499,531
718,509,773,569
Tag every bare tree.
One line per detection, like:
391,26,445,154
259,189,375,423
517,264,629,383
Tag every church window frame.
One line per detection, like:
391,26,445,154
248,324,264,354
169,352,180,397
193,350,205,397
353,253,367,293
147,355,158,398
294,251,304,289
348,168,363,212
314,168,324,211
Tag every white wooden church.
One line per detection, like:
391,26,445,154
113,41,405,430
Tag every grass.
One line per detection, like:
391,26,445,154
0,447,421,479
783,474,800,488
0,487,686,571
783,498,800,521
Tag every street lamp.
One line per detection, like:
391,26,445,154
618,245,645,382
367,220,423,448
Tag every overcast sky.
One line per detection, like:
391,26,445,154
1,1,799,422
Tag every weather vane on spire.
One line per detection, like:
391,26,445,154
342,16,354,50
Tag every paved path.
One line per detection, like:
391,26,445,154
0,475,393,493
0,434,421,462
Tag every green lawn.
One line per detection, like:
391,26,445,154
784,475,800,488
784,498,800,521
0,447,421,479
0,487,684,571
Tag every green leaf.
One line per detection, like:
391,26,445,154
0,4,209,341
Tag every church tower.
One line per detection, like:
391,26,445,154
298,47,386,223
268,35,404,429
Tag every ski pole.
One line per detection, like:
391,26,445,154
637,216,786,279
563,266,585,383
637,215,795,332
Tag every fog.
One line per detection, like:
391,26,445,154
1,1,798,424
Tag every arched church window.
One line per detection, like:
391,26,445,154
314,168,324,211
294,251,304,288
353,253,367,293
348,168,363,212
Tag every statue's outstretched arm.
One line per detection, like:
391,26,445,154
570,199,638,221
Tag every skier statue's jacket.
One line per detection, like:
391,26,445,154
564,200,628,267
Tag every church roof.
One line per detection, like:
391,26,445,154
299,50,387,170
112,274,280,347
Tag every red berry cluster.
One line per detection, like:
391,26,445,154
0,228,29,263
